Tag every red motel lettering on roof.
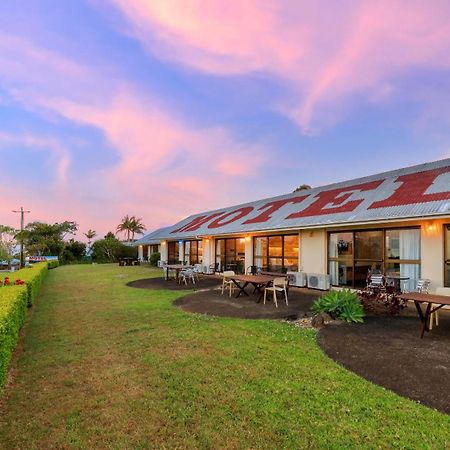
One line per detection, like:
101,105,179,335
369,167,450,209
243,196,309,224
171,212,224,233
208,207,254,229
286,180,384,219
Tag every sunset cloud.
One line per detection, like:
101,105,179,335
0,1,449,238
0,31,268,235
106,0,450,133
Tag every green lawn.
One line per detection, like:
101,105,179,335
0,264,448,449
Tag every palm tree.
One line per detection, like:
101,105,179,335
129,216,146,241
116,215,133,242
83,229,96,251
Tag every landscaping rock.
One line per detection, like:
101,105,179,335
311,312,333,328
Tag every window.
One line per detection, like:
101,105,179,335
168,241,179,264
385,229,420,291
215,238,245,273
328,228,421,289
253,234,299,273
184,240,203,265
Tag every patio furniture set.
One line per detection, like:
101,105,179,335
221,271,289,308
158,263,448,337
365,271,450,338
162,263,205,285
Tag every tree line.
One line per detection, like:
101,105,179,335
0,215,146,264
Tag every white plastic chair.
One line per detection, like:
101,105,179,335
179,268,195,285
416,279,431,293
193,264,203,281
221,270,235,297
431,286,450,329
263,277,288,308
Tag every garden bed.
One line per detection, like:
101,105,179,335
317,309,450,414
173,286,322,319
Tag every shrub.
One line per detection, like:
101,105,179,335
312,289,365,323
358,288,407,315
47,260,60,270
0,285,28,387
149,252,160,266
91,237,137,263
7,263,48,306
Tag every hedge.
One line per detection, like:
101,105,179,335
0,286,28,387
0,262,50,387
7,263,49,307
47,260,60,270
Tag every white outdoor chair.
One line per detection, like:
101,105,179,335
193,264,203,281
221,270,235,297
263,277,288,308
416,278,431,293
431,286,450,329
367,271,385,290
179,268,196,285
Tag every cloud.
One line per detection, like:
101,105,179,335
0,32,268,236
104,0,450,133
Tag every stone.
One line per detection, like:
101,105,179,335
311,312,333,328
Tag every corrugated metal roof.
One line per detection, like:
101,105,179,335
143,159,450,242
134,227,171,245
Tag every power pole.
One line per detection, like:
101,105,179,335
12,207,30,268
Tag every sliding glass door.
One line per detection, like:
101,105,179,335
328,227,421,289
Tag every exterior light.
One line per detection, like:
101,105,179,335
425,222,438,235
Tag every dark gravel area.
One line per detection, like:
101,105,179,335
317,308,450,414
173,287,322,319
127,276,222,291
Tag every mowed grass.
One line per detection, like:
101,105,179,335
0,265,448,449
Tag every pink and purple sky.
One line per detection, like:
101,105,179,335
2,1,450,239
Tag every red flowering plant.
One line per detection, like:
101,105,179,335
0,277,23,287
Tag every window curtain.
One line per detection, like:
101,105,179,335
399,229,421,290
329,261,339,285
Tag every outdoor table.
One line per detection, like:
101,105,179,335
399,292,450,338
385,275,409,292
227,274,278,301
163,264,193,282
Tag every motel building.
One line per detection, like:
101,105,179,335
136,158,450,293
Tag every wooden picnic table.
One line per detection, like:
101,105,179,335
226,274,279,302
163,264,193,282
399,292,450,338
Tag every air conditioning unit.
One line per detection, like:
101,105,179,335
286,271,307,287
307,273,330,290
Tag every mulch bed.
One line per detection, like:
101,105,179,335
173,287,322,319
127,276,223,291
317,309,450,414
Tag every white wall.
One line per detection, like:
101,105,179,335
300,229,327,274
420,220,445,292
202,238,214,269
138,245,143,260
160,241,168,263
